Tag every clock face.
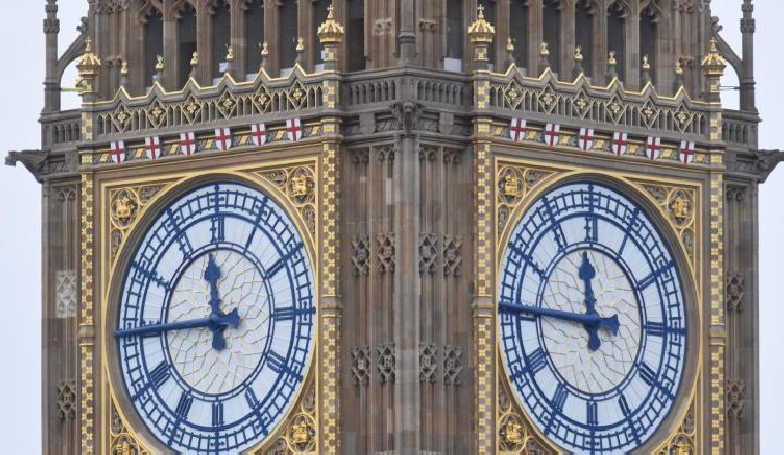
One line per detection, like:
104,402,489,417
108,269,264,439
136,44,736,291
499,182,687,454
116,182,315,454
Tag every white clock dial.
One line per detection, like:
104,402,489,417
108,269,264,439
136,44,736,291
116,182,315,454
499,182,687,454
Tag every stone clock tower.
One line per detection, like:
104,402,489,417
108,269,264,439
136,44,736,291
7,0,780,453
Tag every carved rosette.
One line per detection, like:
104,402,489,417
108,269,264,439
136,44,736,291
258,164,318,237
497,372,558,454
496,163,555,237
639,183,698,266
108,184,168,264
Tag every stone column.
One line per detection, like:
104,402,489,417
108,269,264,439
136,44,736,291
196,0,211,84
398,0,416,65
625,2,640,89
561,0,576,79
740,0,757,112
43,0,61,112
527,0,543,73
594,0,608,81
230,0,245,78
163,7,179,88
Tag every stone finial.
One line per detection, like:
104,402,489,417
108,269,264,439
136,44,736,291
573,46,585,79
260,41,269,71
673,57,684,92
607,51,618,82
702,38,727,102
467,4,496,69
505,38,516,68
119,60,128,87
539,41,551,74
153,55,164,83
641,55,652,85
189,51,199,79
224,44,234,74
295,37,305,65
76,37,101,97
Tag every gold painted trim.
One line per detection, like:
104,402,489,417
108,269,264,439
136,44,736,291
96,158,322,454
492,157,705,454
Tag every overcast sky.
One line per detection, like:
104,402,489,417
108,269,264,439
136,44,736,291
0,2,781,453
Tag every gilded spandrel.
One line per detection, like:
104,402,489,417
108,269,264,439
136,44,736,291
5,0,781,454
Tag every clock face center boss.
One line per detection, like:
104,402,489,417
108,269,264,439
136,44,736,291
115,182,315,454
499,182,687,454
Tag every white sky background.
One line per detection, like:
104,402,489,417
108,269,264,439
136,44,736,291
0,1,781,453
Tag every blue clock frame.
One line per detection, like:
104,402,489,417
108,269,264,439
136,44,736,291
115,181,315,454
499,181,688,454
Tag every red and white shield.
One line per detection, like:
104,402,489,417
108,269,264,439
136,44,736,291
679,140,696,163
578,128,595,152
612,132,629,156
646,136,662,160
180,132,197,156
509,118,528,143
215,128,233,151
544,123,561,147
251,123,267,147
286,118,303,142
110,140,126,163
144,136,162,160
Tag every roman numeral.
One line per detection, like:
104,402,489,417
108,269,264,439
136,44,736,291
552,384,568,412
245,388,259,410
645,321,686,338
174,392,193,420
586,401,598,427
210,215,225,243
584,215,598,243
527,348,547,375
637,260,675,291
212,401,224,427
148,361,171,389
264,242,303,279
638,362,658,387
618,394,643,444
272,306,316,322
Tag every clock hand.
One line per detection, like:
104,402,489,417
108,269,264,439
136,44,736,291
203,253,241,350
578,251,606,351
114,308,240,338
499,302,620,335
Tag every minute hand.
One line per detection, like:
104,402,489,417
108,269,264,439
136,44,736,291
499,303,620,335
114,310,239,338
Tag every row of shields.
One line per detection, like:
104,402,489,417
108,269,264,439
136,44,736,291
508,118,697,164
108,118,305,163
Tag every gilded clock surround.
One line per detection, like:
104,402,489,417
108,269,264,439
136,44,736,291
95,152,328,454
490,157,705,454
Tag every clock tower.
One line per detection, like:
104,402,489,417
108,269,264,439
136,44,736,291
7,0,781,454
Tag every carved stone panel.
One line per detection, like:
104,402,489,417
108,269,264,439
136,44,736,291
55,269,78,319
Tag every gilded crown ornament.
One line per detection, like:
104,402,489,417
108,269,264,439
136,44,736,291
154,55,164,72
317,2,345,44
467,4,495,43
702,38,727,76
76,37,101,95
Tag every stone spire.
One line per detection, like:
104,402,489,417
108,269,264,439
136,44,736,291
641,55,652,86
573,46,585,80
740,0,757,111
539,41,551,75
43,0,61,112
